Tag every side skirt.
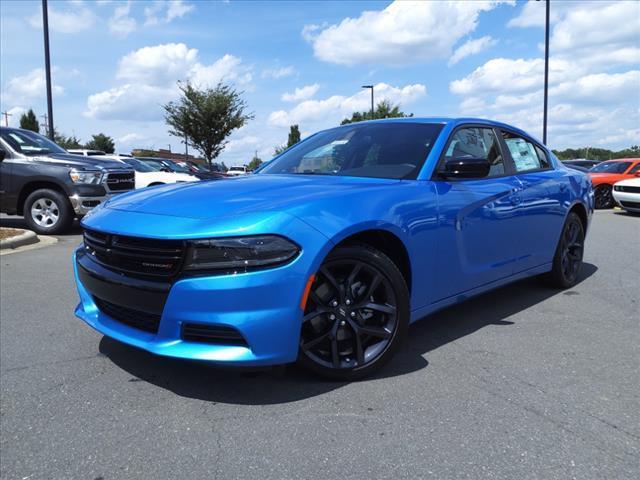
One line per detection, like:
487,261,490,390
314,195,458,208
409,262,552,323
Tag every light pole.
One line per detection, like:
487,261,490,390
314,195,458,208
42,0,54,140
362,85,374,120
167,144,171,152
539,0,550,145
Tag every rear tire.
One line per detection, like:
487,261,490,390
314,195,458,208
23,189,73,235
545,212,585,289
298,244,410,380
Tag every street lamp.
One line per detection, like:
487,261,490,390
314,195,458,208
537,0,550,145
42,0,54,140
362,85,374,120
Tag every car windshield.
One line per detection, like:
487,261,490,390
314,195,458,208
260,122,444,179
590,161,631,173
0,129,67,156
123,158,156,172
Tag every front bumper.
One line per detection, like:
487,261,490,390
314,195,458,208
69,194,111,216
73,230,328,366
612,190,640,212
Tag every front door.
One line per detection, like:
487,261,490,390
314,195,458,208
432,126,522,300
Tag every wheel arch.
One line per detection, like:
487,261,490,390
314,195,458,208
17,181,68,216
327,227,412,293
568,201,589,235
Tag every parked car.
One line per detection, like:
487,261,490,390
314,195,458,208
612,178,640,214
0,127,135,234
117,158,199,188
562,159,601,170
67,149,108,157
588,158,640,209
174,161,228,180
73,118,592,379
227,165,247,176
563,164,589,173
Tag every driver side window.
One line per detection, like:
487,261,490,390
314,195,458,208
445,127,505,177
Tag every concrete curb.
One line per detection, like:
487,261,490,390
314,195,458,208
0,229,39,249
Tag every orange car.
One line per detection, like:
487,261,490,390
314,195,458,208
589,158,640,209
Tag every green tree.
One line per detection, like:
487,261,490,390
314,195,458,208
54,131,83,150
85,133,115,153
552,145,640,161
19,109,40,132
163,82,253,166
274,124,302,155
247,155,262,171
340,100,413,125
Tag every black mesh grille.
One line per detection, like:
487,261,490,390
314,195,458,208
617,186,640,193
105,172,135,192
94,297,160,333
182,323,248,346
83,228,186,279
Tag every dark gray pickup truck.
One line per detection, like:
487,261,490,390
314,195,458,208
0,127,135,234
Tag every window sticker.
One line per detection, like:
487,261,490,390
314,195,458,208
505,138,540,171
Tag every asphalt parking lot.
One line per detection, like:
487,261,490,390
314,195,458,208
1,210,638,480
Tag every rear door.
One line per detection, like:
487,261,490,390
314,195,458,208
431,125,523,300
498,129,567,272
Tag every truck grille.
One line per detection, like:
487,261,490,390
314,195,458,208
105,171,135,192
83,229,186,279
94,297,160,333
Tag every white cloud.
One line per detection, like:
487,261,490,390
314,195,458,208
507,0,566,28
28,2,96,34
304,0,513,66
1,68,64,105
451,1,640,149
118,132,147,145
448,36,497,66
108,1,137,38
269,82,427,128
261,66,296,79
85,43,252,119
281,84,320,102
144,0,194,26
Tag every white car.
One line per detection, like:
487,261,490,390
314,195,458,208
227,165,248,176
67,149,108,156
612,178,640,213
118,158,199,188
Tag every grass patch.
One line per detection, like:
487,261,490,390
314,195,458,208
0,228,24,240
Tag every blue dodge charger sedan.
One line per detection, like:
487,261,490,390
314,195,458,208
74,118,593,379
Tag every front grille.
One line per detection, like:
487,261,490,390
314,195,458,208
94,297,160,333
105,171,135,192
83,229,186,279
616,186,640,193
620,201,640,208
182,323,248,346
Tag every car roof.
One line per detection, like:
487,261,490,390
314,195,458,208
333,117,538,143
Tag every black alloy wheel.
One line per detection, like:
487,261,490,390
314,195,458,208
299,244,409,380
594,185,614,209
546,212,585,289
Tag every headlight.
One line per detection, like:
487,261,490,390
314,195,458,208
69,168,102,185
184,235,300,272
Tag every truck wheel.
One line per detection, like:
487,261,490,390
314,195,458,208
24,189,73,235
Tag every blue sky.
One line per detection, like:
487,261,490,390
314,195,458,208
1,0,638,164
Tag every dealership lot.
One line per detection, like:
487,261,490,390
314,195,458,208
0,211,638,479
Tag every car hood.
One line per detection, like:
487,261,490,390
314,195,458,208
104,174,398,220
614,177,640,187
31,153,128,170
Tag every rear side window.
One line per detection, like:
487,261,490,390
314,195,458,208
628,163,640,174
502,131,550,172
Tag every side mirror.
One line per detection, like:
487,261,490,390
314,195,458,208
441,156,490,179
0,149,5,161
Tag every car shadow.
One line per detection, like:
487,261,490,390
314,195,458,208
98,263,598,405
0,216,83,235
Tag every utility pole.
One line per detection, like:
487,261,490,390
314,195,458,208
40,114,48,134
42,0,55,140
183,131,188,160
541,0,550,144
362,85,374,120
1,111,12,127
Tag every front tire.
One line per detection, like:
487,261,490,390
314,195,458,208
23,189,73,235
545,212,585,289
594,185,614,209
298,244,409,380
